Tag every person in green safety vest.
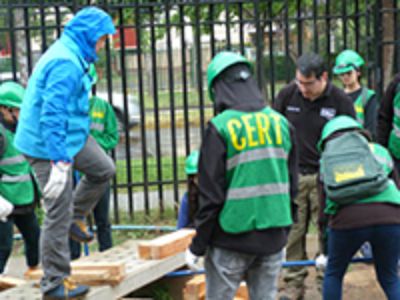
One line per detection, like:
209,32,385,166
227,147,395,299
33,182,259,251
177,150,199,229
317,115,400,300
0,81,41,276
333,49,378,139
69,64,119,259
377,72,400,175
185,51,299,300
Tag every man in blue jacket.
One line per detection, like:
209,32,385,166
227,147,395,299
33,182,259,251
14,7,116,299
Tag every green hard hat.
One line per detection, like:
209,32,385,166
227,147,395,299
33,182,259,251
207,51,251,101
89,64,98,85
333,49,365,75
0,81,25,109
185,150,200,175
318,116,362,151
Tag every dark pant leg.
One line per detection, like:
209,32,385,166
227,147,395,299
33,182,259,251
73,136,115,219
69,238,81,260
0,218,14,273
370,225,400,300
93,182,112,252
27,158,73,293
14,212,40,268
323,227,367,300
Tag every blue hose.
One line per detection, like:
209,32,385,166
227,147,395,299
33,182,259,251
13,224,177,241
165,257,374,278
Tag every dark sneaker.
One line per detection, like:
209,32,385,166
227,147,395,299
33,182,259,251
69,219,94,243
43,278,89,299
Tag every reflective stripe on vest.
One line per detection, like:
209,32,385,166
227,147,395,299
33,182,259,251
211,107,293,233
1,174,31,183
353,87,375,126
0,154,25,166
90,122,104,132
227,182,289,200
0,125,35,206
227,147,288,171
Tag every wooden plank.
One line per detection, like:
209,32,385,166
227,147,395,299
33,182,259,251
183,275,205,300
138,229,195,260
86,252,186,300
0,283,42,300
23,268,116,286
72,261,126,284
0,241,187,300
0,275,26,291
183,276,248,300
236,282,249,300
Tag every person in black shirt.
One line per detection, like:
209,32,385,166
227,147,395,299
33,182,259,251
333,49,378,139
186,51,299,300
274,53,355,300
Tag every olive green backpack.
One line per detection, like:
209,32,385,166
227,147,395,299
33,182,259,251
320,132,388,205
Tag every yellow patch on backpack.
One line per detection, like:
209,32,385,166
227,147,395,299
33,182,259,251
334,165,365,183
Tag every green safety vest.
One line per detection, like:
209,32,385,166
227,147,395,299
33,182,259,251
325,142,400,215
389,84,400,159
0,124,35,206
353,87,375,126
211,107,293,234
89,96,119,152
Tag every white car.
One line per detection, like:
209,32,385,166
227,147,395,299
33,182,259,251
95,91,140,130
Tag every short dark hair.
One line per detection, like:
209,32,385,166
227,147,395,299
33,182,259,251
296,52,326,78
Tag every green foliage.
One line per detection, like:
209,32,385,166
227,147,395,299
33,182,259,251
0,57,12,72
263,54,296,82
35,205,45,225
150,284,174,300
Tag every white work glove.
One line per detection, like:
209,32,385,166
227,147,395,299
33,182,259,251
185,248,202,271
315,254,328,271
43,161,71,200
282,247,287,262
0,195,13,222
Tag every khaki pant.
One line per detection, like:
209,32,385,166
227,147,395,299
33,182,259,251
283,173,323,290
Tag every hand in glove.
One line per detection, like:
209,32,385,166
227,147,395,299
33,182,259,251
315,254,328,271
185,248,202,271
43,161,71,200
0,195,13,222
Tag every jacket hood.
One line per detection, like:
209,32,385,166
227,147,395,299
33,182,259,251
63,6,115,63
213,63,265,113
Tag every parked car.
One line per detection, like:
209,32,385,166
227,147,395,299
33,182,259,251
95,91,140,131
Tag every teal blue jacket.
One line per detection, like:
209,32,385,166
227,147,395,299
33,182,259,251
14,7,115,162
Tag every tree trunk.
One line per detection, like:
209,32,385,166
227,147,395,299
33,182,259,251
382,0,395,88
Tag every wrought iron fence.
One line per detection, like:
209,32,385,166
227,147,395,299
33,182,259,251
0,0,399,222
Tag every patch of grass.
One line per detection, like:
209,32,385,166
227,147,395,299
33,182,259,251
110,208,177,247
115,156,187,193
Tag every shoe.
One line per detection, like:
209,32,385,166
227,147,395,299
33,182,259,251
43,278,89,300
23,265,39,278
69,219,94,243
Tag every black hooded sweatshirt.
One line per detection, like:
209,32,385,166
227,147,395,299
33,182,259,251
189,64,299,256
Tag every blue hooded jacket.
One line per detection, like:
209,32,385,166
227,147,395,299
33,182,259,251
14,7,115,162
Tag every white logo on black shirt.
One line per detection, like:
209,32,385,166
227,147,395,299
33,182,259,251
320,108,336,120
287,105,301,112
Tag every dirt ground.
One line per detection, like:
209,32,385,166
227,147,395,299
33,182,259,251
5,235,387,300
295,264,385,300
278,234,386,300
